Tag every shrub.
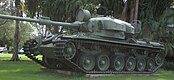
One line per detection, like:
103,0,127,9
162,61,174,70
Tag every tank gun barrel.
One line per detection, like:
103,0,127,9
0,14,79,27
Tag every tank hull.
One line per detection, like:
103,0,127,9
23,34,164,74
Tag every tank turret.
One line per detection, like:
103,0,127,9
0,9,164,74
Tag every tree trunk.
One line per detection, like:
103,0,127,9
11,0,20,61
120,1,128,21
121,0,139,22
134,0,139,20
130,0,135,22
11,9,20,61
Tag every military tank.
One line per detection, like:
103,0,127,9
0,9,164,74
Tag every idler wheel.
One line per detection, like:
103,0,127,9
125,56,136,71
63,42,76,59
112,56,125,71
146,58,155,72
136,58,146,72
79,54,95,71
97,54,110,71
23,39,38,55
155,53,164,66
43,56,57,69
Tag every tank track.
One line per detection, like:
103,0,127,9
23,40,49,68
23,38,164,74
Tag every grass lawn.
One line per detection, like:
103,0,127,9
0,54,174,80
0,53,42,60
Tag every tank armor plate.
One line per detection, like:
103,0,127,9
23,38,164,74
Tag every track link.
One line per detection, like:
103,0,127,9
23,40,48,67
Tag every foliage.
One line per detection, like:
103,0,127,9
162,61,174,70
0,22,15,47
0,1,33,51
4,22,33,53
138,0,172,39
19,22,33,48
0,19,33,50
96,0,124,18
25,0,174,56
0,6,15,48
25,0,101,34
138,0,174,56
26,0,93,21
159,8,174,56
25,0,124,20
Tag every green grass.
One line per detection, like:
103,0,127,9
0,54,174,80
0,53,42,60
0,61,174,80
0,53,29,60
0,61,86,80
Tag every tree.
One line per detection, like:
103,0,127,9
0,21,15,48
19,22,33,48
24,0,174,56
0,3,13,47
11,0,20,61
25,0,95,33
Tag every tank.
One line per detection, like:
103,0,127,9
0,9,165,74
